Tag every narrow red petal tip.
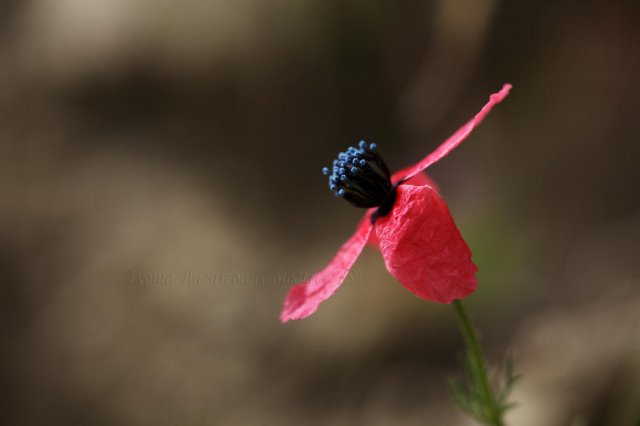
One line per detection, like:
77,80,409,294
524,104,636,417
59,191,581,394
399,84,512,182
488,84,512,108
376,185,478,303
280,221,373,322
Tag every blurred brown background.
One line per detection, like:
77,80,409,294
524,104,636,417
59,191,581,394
1,0,639,425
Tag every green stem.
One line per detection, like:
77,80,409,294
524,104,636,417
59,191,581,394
452,299,504,426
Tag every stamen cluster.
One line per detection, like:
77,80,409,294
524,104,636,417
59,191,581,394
322,141,392,208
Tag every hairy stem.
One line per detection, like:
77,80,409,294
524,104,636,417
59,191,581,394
452,299,504,425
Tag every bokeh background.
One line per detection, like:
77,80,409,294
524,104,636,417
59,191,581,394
2,0,639,425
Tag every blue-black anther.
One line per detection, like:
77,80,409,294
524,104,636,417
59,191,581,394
322,141,393,208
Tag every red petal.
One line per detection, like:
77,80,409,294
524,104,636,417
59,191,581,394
376,185,477,303
356,209,379,248
391,167,440,192
358,172,440,250
398,84,511,182
280,220,373,322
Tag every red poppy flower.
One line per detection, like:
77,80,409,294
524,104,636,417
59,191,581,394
281,84,512,322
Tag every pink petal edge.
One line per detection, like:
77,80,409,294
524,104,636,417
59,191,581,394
280,219,373,322
399,84,512,182
391,168,440,191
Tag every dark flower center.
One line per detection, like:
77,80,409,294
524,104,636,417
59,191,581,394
323,141,393,209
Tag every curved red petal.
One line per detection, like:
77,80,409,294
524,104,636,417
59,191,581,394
357,172,439,250
376,185,477,303
398,84,511,182
280,220,373,322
